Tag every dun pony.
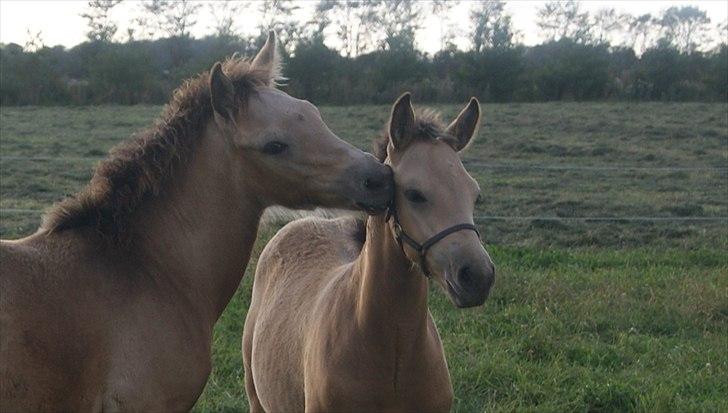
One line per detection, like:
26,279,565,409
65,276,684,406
0,32,392,411
243,93,495,412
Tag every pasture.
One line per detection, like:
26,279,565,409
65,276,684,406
1,103,726,411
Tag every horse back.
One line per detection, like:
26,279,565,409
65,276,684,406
254,216,364,291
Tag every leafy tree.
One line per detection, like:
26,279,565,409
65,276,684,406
525,39,610,100
706,44,727,100
537,1,593,44
87,43,159,103
370,0,424,52
470,1,517,52
306,4,330,44
209,0,247,40
590,8,628,46
286,40,343,103
658,6,711,54
431,0,457,52
315,1,379,57
164,0,201,38
139,0,170,39
124,27,136,43
23,29,45,52
257,0,305,54
136,0,201,71
2,2,727,106
0,43,69,105
130,2,159,40
361,46,426,102
81,0,122,43
464,46,524,101
141,0,200,39
638,46,686,99
627,14,659,56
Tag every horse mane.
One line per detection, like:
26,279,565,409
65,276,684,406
41,56,276,242
372,109,453,162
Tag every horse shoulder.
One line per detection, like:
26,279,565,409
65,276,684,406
247,217,363,411
0,231,119,410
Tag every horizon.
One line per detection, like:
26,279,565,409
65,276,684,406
1,0,726,54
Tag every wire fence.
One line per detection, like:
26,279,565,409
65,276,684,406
1,208,726,224
462,161,728,173
2,155,728,173
0,156,105,162
2,156,727,224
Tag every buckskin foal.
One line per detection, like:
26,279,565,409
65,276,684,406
244,93,495,412
0,32,392,412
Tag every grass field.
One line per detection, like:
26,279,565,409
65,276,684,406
1,103,727,411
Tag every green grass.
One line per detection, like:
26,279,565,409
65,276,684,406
2,103,726,247
194,240,728,412
1,103,727,411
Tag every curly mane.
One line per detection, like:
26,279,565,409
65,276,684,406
41,57,275,242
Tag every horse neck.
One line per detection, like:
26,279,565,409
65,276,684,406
354,214,430,342
133,121,263,324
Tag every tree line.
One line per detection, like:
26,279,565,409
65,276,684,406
1,0,726,106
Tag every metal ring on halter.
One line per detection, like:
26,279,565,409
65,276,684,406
386,205,480,278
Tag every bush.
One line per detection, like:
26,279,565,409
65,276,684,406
0,36,725,106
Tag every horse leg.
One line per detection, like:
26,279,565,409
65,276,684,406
242,312,264,413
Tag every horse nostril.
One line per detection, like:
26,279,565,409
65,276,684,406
364,177,384,191
458,266,474,288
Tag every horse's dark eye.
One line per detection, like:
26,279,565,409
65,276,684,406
404,189,427,204
262,141,288,155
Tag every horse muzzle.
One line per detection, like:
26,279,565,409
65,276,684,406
351,162,393,215
446,261,495,308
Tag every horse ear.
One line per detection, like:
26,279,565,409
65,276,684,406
389,92,416,150
446,97,480,152
251,31,281,85
210,62,236,124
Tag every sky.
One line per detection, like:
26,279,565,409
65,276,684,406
1,0,726,54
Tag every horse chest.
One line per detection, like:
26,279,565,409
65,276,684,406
99,303,213,411
311,369,453,413
101,340,211,411
309,327,453,412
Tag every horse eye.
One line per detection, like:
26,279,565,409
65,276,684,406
404,189,427,204
262,141,288,155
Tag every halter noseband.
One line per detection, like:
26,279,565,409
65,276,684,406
385,204,480,278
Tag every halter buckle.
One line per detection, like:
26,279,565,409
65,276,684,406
393,222,403,240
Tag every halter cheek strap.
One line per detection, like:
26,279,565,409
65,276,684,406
386,207,480,278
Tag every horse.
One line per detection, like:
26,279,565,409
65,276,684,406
0,32,393,412
243,93,495,412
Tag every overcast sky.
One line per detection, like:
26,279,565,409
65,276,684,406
1,0,726,53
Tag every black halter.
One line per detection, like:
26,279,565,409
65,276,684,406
385,204,480,278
